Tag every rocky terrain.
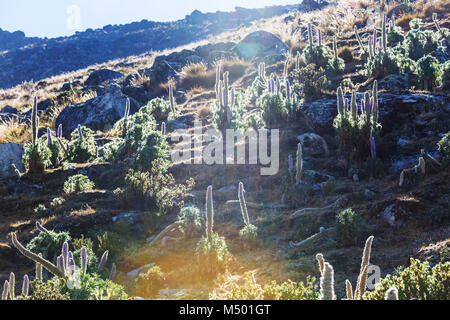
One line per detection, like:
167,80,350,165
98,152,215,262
0,0,448,301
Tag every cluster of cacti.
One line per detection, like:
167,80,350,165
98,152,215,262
317,236,383,300
333,81,381,162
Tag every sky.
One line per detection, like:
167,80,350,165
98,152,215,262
0,0,301,38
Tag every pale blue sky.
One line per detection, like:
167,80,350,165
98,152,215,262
0,0,300,38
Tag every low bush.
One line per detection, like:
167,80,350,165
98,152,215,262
64,174,95,194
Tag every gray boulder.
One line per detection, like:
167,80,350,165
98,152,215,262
85,69,124,87
55,84,139,137
0,143,24,178
234,31,288,58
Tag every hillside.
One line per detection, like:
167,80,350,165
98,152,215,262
0,4,297,89
0,0,449,302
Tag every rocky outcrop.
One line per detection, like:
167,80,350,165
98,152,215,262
55,84,139,137
0,143,24,178
84,69,124,87
234,31,289,58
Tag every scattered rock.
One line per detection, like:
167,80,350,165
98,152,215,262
234,31,288,58
84,69,124,87
55,84,140,137
127,264,156,278
0,143,25,178
297,133,330,156
1,106,17,114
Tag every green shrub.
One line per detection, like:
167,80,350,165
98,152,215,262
364,259,450,300
335,208,364,246
50,197,65,208
73,246,98,274
239,224,258,244
437,132,450,168
440,245,450,263
66,273,128,300
404,19,440,61
327,57,345,75
302,44,332,68
64,174,95,194
124,158,194,212
135,266,166,298
34,204,49,217
338,46,353,63
23,142,52,174
387,25,404,47
26,230,71,263
416,55,442,91
66,126,97,163
134,130,169,170
291,64,327,102
210,272,319,300
36,134,68,167
25,278,69,300
178,206,203,238
257,93,287,126
196,232,230,277
442,61,450,91
140,97,179,123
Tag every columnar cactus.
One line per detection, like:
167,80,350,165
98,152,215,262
22,275,29,297
11,233,66,279
238,182,250,226
385,287,399,300
319,262,335,300
382,13,387,51
308,22,314,47
296,143,303,183
206,185,214,239
351,90,357,121
337,87,344,114
8,272,15,300
345,279,353,300
31,97,39,145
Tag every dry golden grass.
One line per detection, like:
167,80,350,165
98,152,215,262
197,106,212,119
188,87,206,96
419,0,450,19
396,14,417,29
0,118,31,144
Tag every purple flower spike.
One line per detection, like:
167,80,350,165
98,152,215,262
230,88,235,107
344,98,349,112
36,221,49,233
286,80,291,101
366,97,372,114
226,106,232,124
77,124,83,139
81,247,87,274
288,155,294,170
98,251,109,271
109,263,117,280
370,136,376,159
275,78,280,95
57,255,64,273
62,242,69,270
22,275,29,296
318,28,322,46
222,87,228,107
57,124,63,138
47,128,53,145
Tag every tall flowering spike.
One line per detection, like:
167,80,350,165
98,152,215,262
344,98,349,114
218,80,224,107
385,287,399,300
319,262,335,300
8,272,15,300
223,71,229,96
418,157,426,175
230,87,235,107
373,80,379,119
81,247,87,274
169,83,176,113
62,241,69,271
288,154,294,170
124,98,130,119
295,51,301,69
226,106,232,125
337,87,344,114
238,182,250,226
318,28,322,47
316,253,325,274
286,80,291,101
373,29,377,53
2,280,8,300
391,14,396,27
57,255,64,273
296,143,303,183
356,236,374,299
36,253,43,280
345,280,353,300
22,275,29,297
364,92,371,114
368,34,374,58
77,124,83,139
109,263,117,280
161,122,166,136
215,63,221,100
333,36,338,59
382,13,387,51
47,128,53,145
354,25,365,54
36,221,49,233
57,124,63,139
307,22,313,47
31,97,39,144
98,250,109,271
275,78,280,95
222,86,228,108
205,185,214,239
351,90,357,121
370,136,376,159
